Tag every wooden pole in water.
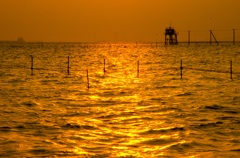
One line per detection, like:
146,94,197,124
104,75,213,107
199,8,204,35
104,58,106,76
180,59,183,79
230,60,233,80
87,69,90,89
137,61,139,78
31,55,34,76
210,30,212,45
67,55,70,75
210,30,219,45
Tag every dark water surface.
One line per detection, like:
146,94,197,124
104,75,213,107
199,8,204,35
0,43,240,157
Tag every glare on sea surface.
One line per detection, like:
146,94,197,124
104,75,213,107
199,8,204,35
57,44,184,157
2,43,239,157
56,44,191,157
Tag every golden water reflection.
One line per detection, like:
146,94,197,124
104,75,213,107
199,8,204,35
61,44,188,157
2,43,240,157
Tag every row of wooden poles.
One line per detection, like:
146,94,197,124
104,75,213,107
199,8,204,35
180,59,234,80
30,56,140,76
30,56,235,88
187,29,237,45
30,56,140,89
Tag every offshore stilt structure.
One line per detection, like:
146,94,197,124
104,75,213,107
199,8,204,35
165,27,178,45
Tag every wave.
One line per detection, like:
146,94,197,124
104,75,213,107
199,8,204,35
140,127,185,135
61,123,98,130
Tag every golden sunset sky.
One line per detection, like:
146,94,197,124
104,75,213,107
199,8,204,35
1,0,240,42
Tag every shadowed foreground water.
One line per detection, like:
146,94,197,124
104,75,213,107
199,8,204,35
0,43,240,157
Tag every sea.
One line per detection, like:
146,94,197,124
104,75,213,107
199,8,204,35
0,42,240,158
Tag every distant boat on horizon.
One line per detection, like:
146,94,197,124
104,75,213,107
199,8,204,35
0,37,25,43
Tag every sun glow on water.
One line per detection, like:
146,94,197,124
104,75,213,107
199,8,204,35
1,43,240,157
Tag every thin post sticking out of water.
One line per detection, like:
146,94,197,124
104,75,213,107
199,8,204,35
67,56,70,75
210,30,219,45
210,30,212,45
230,60,233,80
137,61,140,78
104,59,106,76
30,55,34,76
180,60,183,79
87,69,90,89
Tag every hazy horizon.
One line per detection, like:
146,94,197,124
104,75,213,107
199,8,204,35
1,0,240,42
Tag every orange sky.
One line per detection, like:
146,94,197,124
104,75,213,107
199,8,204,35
0,0,240,42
